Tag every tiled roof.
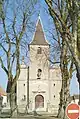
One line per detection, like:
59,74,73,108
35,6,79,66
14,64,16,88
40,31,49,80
0,86,7,96
30,19,49,45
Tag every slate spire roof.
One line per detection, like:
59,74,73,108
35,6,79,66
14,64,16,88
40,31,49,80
30,18,49,45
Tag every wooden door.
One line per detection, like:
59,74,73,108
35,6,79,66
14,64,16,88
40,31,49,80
35,95,44,109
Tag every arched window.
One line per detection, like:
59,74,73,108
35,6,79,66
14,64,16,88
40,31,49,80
37,47,42,54
37,69,42,79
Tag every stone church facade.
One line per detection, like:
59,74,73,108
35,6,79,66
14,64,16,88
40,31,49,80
17,18,62,115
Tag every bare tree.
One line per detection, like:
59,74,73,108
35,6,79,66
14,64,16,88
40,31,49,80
44,1,76,118
0,0,37,115
45,0,80,94
48,29,74,119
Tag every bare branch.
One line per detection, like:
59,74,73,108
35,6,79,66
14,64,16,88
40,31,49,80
69,60,74,78
10,52,16,72
0,57,8,75
0,43,7,54
12,14,17,38
2,18,10,42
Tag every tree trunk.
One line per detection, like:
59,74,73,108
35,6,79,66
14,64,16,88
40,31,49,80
45,0,80,112
6,79,17,115
10,92,15,114
77,1,80,105
10,81,17,116
57,39,70,119
57,83,64,118
7,82,16,115
76,66,80,104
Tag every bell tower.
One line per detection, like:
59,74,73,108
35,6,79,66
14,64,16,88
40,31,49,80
29,17,50,80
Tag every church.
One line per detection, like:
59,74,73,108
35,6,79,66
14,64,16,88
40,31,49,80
17,17,62,115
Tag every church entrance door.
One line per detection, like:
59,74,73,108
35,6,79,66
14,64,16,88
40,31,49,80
35,94,44,109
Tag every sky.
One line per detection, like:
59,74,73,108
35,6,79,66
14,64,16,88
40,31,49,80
0,0,79,96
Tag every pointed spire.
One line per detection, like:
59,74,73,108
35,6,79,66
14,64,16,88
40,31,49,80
30,17,49,45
